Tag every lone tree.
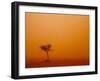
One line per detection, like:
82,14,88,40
40,44,52,62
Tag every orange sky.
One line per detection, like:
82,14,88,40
25,12,89,68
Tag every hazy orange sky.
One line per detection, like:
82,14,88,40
25,12,89,68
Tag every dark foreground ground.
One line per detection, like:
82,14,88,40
26,59,89,68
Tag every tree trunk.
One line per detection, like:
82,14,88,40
46,51,49,62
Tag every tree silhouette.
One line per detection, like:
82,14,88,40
40,44,52,62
